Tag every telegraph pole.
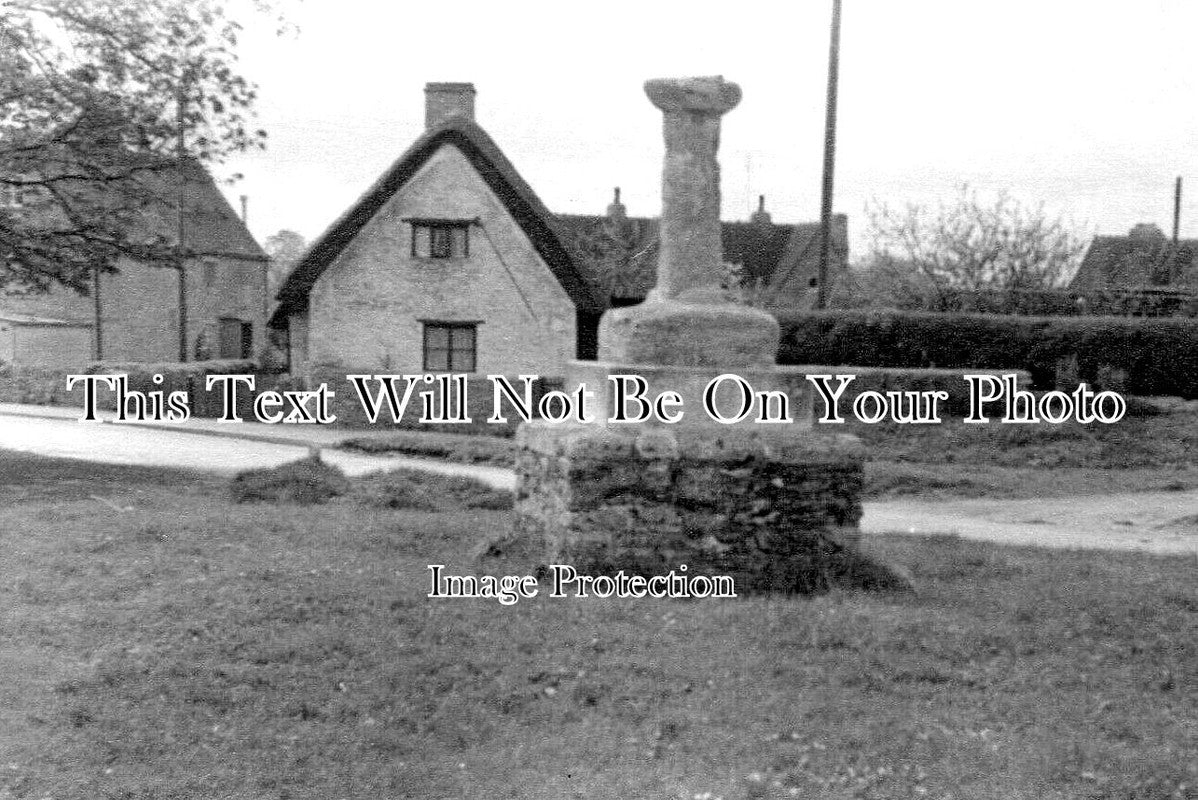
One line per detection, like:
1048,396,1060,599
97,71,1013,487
816,0,842,310
176,80,189,362
92,266,103,361
1173,176,1182,243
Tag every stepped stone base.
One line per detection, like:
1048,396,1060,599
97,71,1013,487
599,298,780,368
513,422,902,594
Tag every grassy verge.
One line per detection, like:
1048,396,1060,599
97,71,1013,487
2,452,1195,799
340,403,1198,500
847,401,1198,470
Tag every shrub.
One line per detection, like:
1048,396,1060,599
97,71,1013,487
352,469,513,511
230,456,349,505
777,310,1198,398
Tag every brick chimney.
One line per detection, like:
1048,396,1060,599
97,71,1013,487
750,194,771,226
606,187,627,222
424,82,476,129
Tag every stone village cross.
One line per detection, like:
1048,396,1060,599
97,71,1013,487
513,76,900,593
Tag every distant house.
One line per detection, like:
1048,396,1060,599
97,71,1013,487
271,82,847,379
270,82,604,380
1070,223,1198,292
0,159,268,368
558,193,847,312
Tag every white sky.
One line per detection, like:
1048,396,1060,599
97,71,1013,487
220,0,1198,259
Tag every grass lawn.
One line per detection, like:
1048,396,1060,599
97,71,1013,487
341,401,1198,500
2,451,1196,799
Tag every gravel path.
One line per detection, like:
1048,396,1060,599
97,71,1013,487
862,492,1198,555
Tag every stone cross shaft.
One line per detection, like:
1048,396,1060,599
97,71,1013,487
644,76,742,303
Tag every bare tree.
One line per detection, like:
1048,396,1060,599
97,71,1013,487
862,186,1085,311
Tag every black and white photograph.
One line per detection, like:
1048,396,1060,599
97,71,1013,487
1,1,1196,797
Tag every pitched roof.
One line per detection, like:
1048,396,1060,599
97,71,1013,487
751,215,849,305
164,160,268,262
554,212,848,304
271,120,604,324
1070,227,1198,290
4,151,265,263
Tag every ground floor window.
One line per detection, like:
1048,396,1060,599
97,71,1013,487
219,317,253,360
422,322,477,372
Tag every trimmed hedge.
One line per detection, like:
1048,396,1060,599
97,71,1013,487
1,360,267,411
777,366,1030,417
777,310,1198,399
0,365,74,405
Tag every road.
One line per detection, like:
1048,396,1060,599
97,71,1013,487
0,408,512,487
2,406,1196,554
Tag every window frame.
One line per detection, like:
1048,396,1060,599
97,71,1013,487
421,321,479,372
0,184,24,209
202,258,218,287
407,218,471,260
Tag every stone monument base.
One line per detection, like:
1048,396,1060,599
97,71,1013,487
512,421,906,594
599,298,779,368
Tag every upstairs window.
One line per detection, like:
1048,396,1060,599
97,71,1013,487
0,184,46,208
410,219,470,259
0,184,24,208
422,322,477,372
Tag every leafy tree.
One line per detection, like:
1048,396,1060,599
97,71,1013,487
562,216,653,302
0,0,282,293
861,186,1085,311
264,228,305,295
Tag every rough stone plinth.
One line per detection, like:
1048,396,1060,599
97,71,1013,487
512,422,902,593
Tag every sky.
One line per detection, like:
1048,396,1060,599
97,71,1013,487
220,0,1198,259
